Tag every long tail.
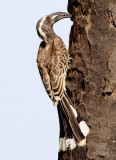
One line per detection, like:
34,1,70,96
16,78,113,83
57,92,89,152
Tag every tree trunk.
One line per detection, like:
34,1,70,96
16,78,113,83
58,0,116,159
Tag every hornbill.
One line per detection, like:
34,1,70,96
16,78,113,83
36,12,89,151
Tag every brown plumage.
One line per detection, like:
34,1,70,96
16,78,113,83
37,36,67,104
36,12,89,151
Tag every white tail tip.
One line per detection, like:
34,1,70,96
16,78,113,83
59,138,76,152
78,138,86,147
79,121,89,137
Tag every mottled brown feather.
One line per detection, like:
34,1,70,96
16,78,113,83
37,36,67,102
37,36,86,145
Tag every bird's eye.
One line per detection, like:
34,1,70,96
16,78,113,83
46,17,50,21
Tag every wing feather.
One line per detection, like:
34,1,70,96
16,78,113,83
37,36,68,104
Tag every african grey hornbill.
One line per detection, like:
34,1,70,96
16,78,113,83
36,12,89,151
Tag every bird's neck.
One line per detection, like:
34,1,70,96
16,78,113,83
42,27,57,43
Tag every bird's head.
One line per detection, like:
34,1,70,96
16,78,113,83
36,12,71,43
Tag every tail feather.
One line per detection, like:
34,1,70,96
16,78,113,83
57,92,89,151
57,103,72,138
61,96,85,141
57,104,76,151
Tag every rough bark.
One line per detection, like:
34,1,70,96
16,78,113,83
58,0,116,160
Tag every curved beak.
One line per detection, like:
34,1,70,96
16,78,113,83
50,12,72,25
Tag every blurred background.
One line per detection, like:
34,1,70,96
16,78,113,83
0,0,72,160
